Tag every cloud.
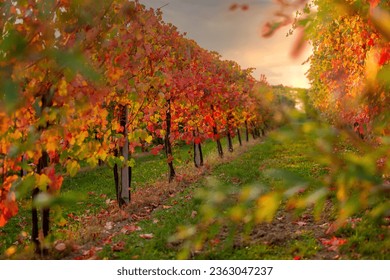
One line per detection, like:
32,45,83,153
140,0,311,88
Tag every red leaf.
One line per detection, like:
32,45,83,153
0,175,19,226
167,155,174,163
293,256,301,260
320,236,347,251
151,144,164,155
194,137,201,145
210,238,221,246
120,224,141,234
379,48,390,66
112,241,126,252
369,0,380,10
204,115,214,126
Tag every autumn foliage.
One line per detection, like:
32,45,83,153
0,0,273,239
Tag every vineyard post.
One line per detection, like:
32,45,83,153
32,89,52,255
193,128,204,168
210,104,224,158
165,98,176,182
245,120,249,142
237,128,242,146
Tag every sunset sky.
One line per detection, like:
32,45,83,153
140,0,312,88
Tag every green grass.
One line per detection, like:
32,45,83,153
96,133,387,260
95,134,319,260
1,133,388,260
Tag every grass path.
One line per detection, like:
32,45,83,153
1,132,388,259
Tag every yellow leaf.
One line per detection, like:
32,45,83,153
87,157,98,167
75,131,88,145
66,160,80,177
35,174,52,191
57,217,68,227
46,136,57,153
255,192,281,223
112,121,120,132
128,158,136,168
229,206,244,222
337,184,347,202
97,148,108,161
58,78,67,97
10,130,22,140
145,135,153,144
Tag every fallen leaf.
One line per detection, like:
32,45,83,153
319,222,329,229
119,210,130,220
191,211,197,219
293,256,301,260
81,246,102,259
102,235,113,245
105,221,114,230
120,224,141,234
325,223,339,235
320,236,347,251
162,205,172,209
153,219,159,224
210,238,220,246
139,233,154,239
112,241,126,252
55,243,66,252
294,221,307,227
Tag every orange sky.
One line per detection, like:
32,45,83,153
141,0,311,88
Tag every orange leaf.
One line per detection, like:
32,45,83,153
320,236,347,251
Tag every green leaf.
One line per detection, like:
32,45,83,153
377,64,390,90
1,80,19,112
50,49,100,81
15,175,36,199
66,160,80,177
128,158,136,168
0,29,27,59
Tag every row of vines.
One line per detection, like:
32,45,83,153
0,0,277,255
171,0,389,258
